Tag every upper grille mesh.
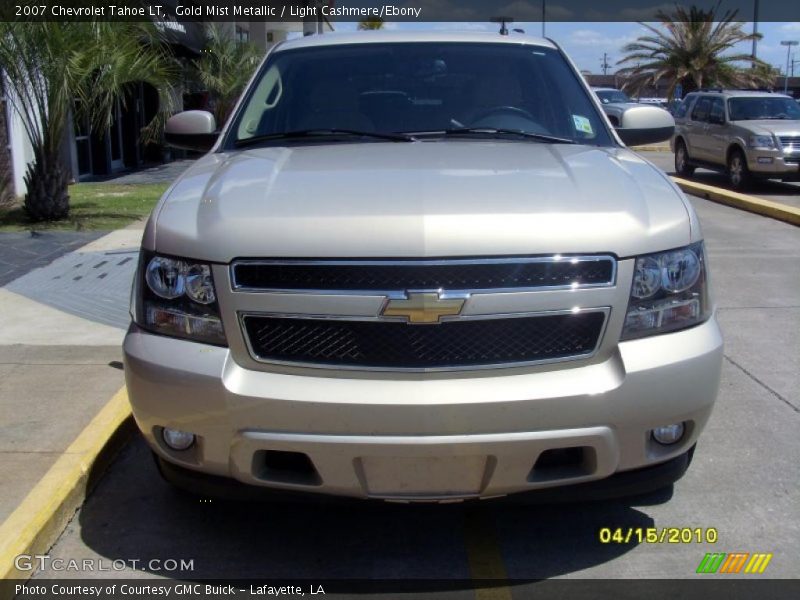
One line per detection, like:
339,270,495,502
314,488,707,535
232,257,615,291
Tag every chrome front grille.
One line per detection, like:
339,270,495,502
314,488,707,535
231,256,617,371
779,136,800,152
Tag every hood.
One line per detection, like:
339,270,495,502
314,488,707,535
737,120,800,136
151,142,691,262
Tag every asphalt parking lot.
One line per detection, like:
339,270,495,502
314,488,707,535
644,150,800,209
24,190,799,592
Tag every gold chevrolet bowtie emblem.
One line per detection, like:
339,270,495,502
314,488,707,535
381,292,466,324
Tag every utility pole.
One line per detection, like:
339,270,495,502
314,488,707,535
542,0,546,37
751,0,759,64
600,53,612,76
781,40,799,94
791,56,800,77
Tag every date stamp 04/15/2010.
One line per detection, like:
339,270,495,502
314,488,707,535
598,527,719,544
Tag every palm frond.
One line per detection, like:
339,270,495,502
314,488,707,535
617,3,772,99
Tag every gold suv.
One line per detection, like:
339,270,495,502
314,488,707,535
124,32,720,503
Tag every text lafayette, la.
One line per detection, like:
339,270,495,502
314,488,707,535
17,584,325,596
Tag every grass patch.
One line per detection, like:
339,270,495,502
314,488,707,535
0,182,169,232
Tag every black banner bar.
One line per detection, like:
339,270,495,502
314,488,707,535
3,579,800,600
1,0,799,23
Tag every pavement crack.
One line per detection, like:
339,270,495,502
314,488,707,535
0,362,112,366
717,306,800,311
0,450,63,455
724,355,799,414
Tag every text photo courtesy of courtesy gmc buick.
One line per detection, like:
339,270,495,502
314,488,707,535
123,32,723,503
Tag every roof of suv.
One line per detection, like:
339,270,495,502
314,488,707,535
685,90,791,99
275,31,557,52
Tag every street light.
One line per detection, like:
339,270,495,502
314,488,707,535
781,40,798,94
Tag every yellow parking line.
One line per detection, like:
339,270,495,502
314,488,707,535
671,177,800,227
463,508,513,600
0,387,132,580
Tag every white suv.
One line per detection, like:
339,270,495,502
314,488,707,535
672,90,800,189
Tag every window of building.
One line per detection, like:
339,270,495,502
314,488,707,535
236,26,250,43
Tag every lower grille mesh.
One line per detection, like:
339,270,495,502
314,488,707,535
242,312,605,369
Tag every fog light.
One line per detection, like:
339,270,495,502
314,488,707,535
162,428,195,450
652,423,685,445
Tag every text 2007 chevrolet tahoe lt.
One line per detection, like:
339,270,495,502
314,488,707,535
124,32,723,502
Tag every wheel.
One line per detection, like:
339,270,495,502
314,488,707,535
727,149,750,190
674,140,695,176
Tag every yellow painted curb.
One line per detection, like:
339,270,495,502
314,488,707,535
672,177,800,227
0,387,132,580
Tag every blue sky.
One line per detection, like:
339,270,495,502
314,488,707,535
327,21,800,75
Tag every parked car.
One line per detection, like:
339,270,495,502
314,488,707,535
125,32,721,503
592,87,635,105
672,90,800,188
665,99,684,115
639,97,669,109
591,87,639,126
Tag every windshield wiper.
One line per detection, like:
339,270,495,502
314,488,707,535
235,129,416,147
412,128,577,144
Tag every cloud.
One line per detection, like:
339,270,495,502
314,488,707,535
780,23,800,33
565,28,639,50
432,22,493,31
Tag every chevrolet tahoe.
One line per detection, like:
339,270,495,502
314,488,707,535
124,32,722,502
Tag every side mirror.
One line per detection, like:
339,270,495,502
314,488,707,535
164,111,218,152
614,105,675,146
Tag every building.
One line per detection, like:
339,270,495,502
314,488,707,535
1,14,330,198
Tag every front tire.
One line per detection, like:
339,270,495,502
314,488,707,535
674,141,695,176
727,149,750,190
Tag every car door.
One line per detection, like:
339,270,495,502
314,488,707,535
705,97,728,166
687,96,712,161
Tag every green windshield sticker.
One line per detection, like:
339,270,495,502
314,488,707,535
572,115,593,134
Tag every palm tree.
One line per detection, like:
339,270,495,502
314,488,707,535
358,17,385,30
616,4,772,99
0,21,177,221
192,25,262,126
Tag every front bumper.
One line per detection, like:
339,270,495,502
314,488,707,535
747,152,800,179
123,316,723,501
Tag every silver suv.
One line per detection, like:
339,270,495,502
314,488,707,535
124,32,721,503
672,90,800,189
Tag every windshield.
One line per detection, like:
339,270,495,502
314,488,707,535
728,97,800,121
228,42,613,147
595,89,632,104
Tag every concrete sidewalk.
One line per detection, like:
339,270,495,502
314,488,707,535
0,225,142,524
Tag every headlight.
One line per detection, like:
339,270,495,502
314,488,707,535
621,242,711,340
132,252,226,346
145,256,185,299
749,135,775,150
